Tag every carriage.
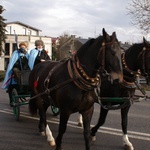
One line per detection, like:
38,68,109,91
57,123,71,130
7,70,60,121
4,29,150,150
7,63,147,121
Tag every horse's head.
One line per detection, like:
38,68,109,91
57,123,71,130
137,37,150,85
75,28,123,88
98,28,123,83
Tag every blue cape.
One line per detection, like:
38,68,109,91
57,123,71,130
2,50,28,89
28,49,39,70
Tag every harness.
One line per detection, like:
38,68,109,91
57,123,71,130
67,55,100,91
30,40,116,101
138,47,150,81
95,46,150,110
121,46,149,93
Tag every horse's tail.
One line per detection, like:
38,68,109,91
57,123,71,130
29,97,37,115
29,87,38,115
29,88,41,115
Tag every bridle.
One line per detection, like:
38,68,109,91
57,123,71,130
137,47,150,79
67,39,119,91
121,46,150,91
98,40,118,74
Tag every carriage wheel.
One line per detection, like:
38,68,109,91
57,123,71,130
51,105,60,116
12,88,20,121
8,85,18,107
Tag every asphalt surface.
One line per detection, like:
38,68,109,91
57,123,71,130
0,82,150,150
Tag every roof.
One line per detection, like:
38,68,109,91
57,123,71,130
120,43,131,51
76,38,88,44
6,21,42,32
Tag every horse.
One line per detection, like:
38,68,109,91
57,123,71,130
82,37,150,150
28,28,123,150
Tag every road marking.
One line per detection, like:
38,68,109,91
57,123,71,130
0,109,150,141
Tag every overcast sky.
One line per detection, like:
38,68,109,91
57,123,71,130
1,0,150,43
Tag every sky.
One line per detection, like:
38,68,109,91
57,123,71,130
1,0,150,43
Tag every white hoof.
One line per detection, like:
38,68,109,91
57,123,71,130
48,139,56,147
123,134,134,150
91,135,96,142
124,144,134,150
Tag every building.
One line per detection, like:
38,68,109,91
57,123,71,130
0,21,52,70
5,21,41,36
58,35,88,60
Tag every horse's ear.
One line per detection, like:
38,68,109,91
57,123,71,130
102,28,110,41
102,28,106,35
143,37,149,45
112,32,117,39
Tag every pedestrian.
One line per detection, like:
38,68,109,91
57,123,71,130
2,42,29,89
28,40,50,70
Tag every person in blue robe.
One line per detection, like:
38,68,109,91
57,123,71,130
2,42,29,89
28,40,50,70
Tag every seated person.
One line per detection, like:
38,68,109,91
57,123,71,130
28,40,50,70
2,42,29,89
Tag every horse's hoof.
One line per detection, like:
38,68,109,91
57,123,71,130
124,144,134,150
40,131,45,136
77,122,83,127
48,140,56,147
91,135,96,142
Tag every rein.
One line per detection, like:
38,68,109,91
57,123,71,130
94,85,132,110
30,52,102,101
27,61,76,101
27,77,76,101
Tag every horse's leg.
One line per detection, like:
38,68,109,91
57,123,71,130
38,113,45,136
121,105,134,150
38,103,50,136
77,113,83,127
91,106,108,142
55,111,70,150
82,106,94,150
38,107,55,147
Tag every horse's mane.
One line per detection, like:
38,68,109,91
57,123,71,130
125,42,144,56
77,35,103,57
77,38,95,56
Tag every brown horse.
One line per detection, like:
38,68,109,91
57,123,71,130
28,28,123,150
87,37,150,150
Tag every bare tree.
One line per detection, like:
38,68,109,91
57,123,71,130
52,32,72,60
127,0,150,33
0,5,7,56
57,32,72,49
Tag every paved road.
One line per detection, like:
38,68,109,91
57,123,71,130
0,82,150,150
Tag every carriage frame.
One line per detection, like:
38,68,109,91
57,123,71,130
7,70,59,121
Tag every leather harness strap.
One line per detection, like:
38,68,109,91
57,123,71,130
67,55,101,91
